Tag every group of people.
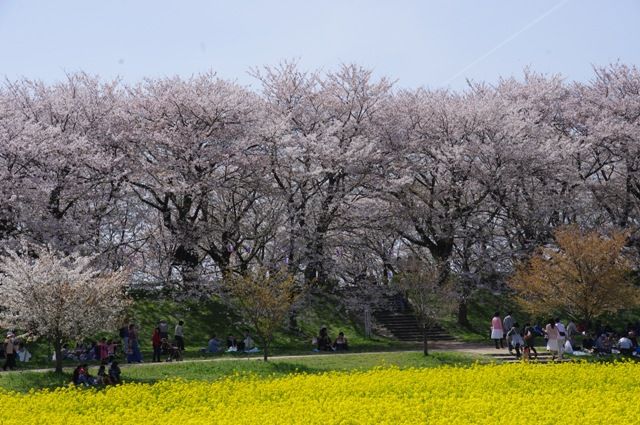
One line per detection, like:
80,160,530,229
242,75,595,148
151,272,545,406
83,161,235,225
582,330,639,356
71,361,121,386
58,339,119,363
151,321,185,362
491,312,640,361
313,327,349,352
123,320,186,364
202,333,259,354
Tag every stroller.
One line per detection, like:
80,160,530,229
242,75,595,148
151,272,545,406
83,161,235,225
161,338,182,362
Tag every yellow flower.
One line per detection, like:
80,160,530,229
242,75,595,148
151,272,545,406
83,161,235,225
0,362,639,424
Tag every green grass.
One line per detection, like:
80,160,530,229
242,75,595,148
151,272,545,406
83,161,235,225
130,292,395,352
9,292,403,372
0,351,480,393
440,289,536,342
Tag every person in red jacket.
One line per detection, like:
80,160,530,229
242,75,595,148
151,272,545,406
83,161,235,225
152,327,162,362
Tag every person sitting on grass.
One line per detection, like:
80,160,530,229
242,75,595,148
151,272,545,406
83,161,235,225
96,360,111,385
581,333,595,352
243,333,259,353
16,342,32,363
618,334,634,356
72,364,96,386
595,333,611,355
317,327,333,351
108,361,121,384
333,332,348,351
226,335,238,352
203,335,220,354
71,365,82,385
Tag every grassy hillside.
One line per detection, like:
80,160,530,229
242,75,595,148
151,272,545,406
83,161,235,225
9,291,401,372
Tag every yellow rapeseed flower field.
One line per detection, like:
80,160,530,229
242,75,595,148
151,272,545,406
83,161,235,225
1,362,639,424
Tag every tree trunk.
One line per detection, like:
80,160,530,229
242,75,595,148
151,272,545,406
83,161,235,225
423,324,429,356
457,300,470,328
263,341,269,362
288,310,298,333
54,339,63,374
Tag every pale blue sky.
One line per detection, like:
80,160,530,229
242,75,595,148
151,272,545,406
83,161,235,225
0,0,638,89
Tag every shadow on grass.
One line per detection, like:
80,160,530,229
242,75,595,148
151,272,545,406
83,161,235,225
0,371,72,393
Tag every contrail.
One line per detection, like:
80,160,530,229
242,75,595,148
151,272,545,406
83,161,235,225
443,0,571,86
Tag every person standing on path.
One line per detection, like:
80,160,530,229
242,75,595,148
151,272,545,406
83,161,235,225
151,327,162,362
158,320,169,339
503,312,514,353
119,324,129,358
127,323,142,363
545,319,560,361
3,332,17,371
490,312,504,349
174,320,185,352
555,318,567,359
566,320,577,349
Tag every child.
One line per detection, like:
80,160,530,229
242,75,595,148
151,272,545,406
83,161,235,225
108,361,121,384
161,338,183,362
96,360,111,385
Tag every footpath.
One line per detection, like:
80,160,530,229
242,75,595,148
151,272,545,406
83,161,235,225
1,341,563,374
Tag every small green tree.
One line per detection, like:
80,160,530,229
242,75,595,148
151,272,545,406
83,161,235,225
395,258,457,355
224,267,299,361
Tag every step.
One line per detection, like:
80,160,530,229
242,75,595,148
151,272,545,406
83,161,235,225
374,310,455,342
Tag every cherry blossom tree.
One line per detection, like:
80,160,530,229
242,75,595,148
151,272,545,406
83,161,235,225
0,74,133,264
120,73,265,288
1,62,640,322
0,246,130,373
254,62,392,284
571,64,640,231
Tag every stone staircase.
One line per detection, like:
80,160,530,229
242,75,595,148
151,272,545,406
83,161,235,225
485,350,572,364
374,310,455,342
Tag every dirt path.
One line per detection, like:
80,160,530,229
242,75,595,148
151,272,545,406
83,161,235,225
0,341,513,375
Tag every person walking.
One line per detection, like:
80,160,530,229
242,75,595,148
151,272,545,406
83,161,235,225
174,320,185,352
523,323,538,360
545,319,560,361
151,327,162,362
507,323,525,358
490,312,504,349
503,312,514,353
555,318,567,360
